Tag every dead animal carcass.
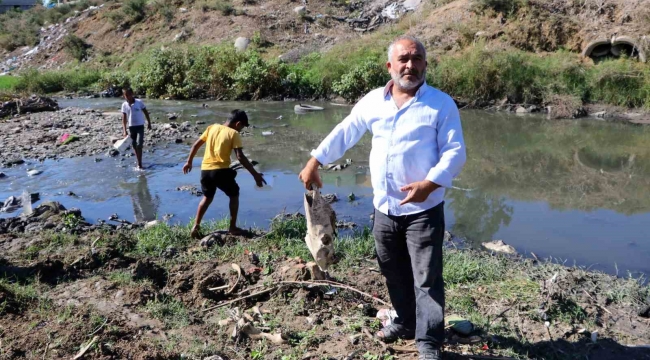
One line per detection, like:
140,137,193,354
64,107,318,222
304,186,336,271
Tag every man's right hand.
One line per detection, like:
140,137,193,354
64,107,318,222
182,162,192,174
123,130,128,138
253,173,267,187
298,157,323,190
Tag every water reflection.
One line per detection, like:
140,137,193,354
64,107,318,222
447,190,514,245
48,98,650,277
120,173,160,222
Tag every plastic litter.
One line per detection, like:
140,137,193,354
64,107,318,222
113,136,131,153
376,308,398,327
254,175,274,191
445,315,474,335
304,185,336,271
22,190,33,216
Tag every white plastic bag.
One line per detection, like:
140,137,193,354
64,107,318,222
304,186,336,271
376,309,398,327
113,136,131,153
254,175,274,191
22,189,33,216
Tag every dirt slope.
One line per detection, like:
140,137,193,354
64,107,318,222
1,0,649,73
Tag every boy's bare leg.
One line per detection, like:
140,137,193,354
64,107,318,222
135,147,144,169
229,195,244,235
191,196,213,239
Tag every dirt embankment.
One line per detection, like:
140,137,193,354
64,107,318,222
1,0,421,73
0,202,648,359
3,0,649,75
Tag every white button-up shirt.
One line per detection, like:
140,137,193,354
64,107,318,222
311,80,466,216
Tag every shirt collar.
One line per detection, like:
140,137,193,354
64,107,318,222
383,79,429,99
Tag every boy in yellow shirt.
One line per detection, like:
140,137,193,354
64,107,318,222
183,110,265,238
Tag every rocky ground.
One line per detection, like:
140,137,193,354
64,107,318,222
0,105,202,166
0,202,648,359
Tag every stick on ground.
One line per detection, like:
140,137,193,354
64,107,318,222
202,287,277,312
72,336,98,360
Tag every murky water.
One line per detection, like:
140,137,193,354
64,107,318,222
2,98,649,278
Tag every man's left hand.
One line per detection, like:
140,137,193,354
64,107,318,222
147,124,152,131
400,180,440,205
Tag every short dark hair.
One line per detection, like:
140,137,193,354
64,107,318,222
227,109,249,126
122,87,134,95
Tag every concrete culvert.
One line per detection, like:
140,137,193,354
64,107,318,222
611,36,646,62
582,39,611,58
582,36,647,63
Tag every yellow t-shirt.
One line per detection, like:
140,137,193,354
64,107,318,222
200,124,243,170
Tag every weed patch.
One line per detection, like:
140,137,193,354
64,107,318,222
144,297,191,328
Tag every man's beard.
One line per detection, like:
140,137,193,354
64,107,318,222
391,68,426,91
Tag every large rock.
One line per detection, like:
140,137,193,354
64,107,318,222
31,201,67,220
482,240,517,255
234,37,250,52
515,106,529,114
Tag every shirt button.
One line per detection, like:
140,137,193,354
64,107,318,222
387,173,392,178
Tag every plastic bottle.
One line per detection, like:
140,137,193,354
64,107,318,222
22,189,32,216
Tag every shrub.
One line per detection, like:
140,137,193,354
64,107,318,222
0,9,41,51
152,0,175,22
199,0,235,15
99,71,131,91
130,45,292,100
123,0,147,23
472,0,525,15
431,47,571,105
588,59,650,108
63,34,89,61
233,52,284,100
332,59,388,102
131,48,188,98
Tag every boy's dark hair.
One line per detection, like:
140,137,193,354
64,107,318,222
227,109,249,126
122,87,134,95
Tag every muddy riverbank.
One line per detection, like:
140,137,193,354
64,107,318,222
0,203,648,359
0,106,202,166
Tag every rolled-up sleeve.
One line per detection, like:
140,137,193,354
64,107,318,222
310,102,368,166
426,98,466,188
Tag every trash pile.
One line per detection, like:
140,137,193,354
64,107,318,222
343,0,423,33
0,4,106,73
0,95,59,118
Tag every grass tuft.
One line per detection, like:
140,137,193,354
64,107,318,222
144,297,191,329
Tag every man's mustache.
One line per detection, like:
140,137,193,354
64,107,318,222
401,70,419,77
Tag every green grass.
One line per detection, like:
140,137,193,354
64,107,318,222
144,297,191,329
135,218,227,256
14,68,103,94
0,76,19,91
0,277,48,314
107,270,135,286
21,232,78,260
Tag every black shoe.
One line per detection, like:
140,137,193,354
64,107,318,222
418,347,441,360
375,323,415,343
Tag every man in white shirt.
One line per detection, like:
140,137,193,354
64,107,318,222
121,87,152,169
299,35,466,359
